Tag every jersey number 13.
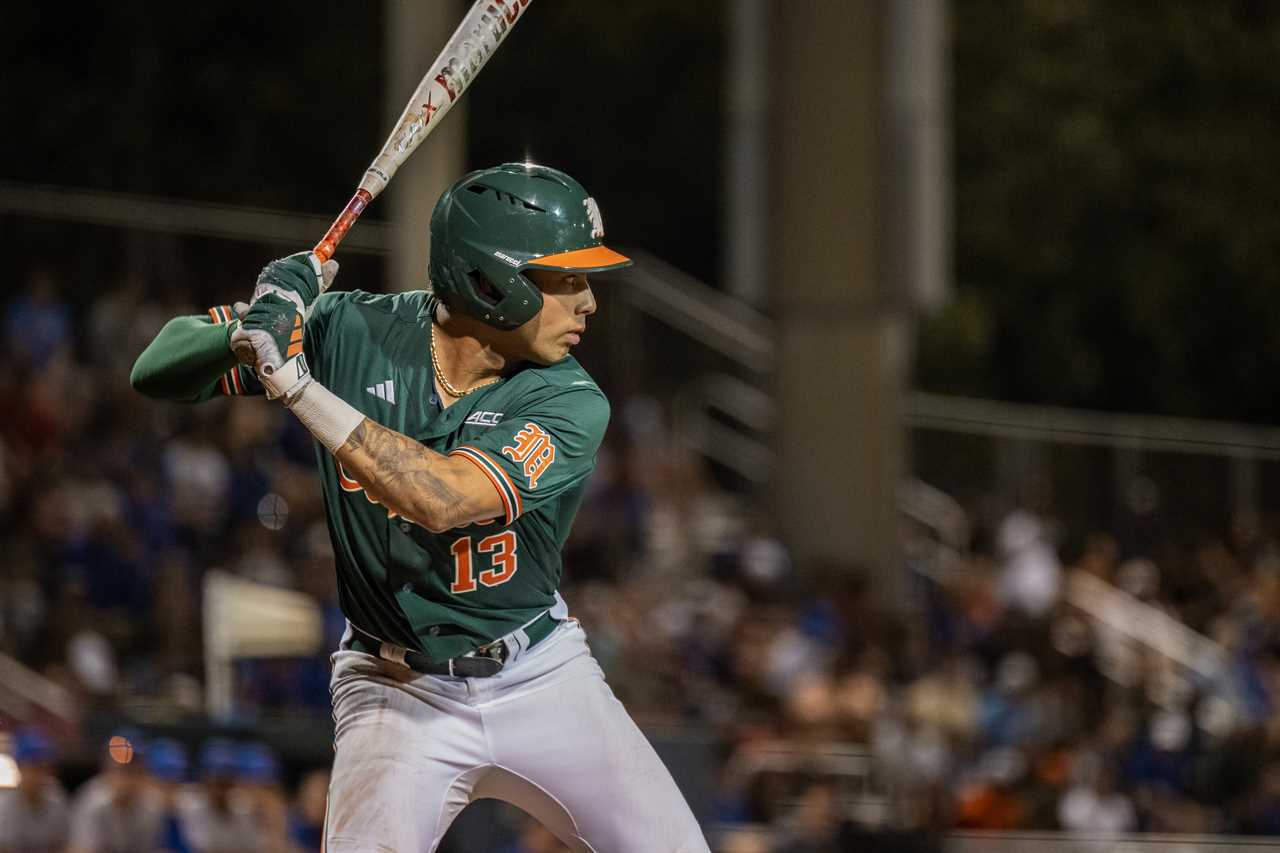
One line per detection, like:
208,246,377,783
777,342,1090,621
449,531,518,594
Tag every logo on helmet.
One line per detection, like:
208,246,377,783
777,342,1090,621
583,197,605,239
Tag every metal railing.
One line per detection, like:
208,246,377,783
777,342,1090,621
946,832,1280,853
905,392,1280,459
0,180,392,254
611,250,774,373
0,652,77,726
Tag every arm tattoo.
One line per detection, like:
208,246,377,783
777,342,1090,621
339,420,466,529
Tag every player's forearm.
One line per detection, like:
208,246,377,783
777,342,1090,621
273,373,485,530
335,419,469,532
130,315,237,400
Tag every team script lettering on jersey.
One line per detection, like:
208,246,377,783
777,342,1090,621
502,422,556,489
337,461,400,519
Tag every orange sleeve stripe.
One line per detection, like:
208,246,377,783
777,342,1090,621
457,445,523,518
209,305,235,324
229,366,244,395
450,448,514,525
218,374,230,396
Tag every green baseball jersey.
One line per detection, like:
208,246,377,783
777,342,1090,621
203,291,608,661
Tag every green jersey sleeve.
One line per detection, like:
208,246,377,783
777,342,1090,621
449,383,609,525
131,305,262,401
131,293,350,403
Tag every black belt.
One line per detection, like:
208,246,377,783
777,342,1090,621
347,611,558,678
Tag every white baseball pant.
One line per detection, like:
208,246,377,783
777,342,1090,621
324,619,710,852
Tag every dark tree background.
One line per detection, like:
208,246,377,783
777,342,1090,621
0,4,384,210
918,0,1280,422
0,2,723,284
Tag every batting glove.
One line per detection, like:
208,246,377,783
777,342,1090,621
229,295,311,403
250,251,339,319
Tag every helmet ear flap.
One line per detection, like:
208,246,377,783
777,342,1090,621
444,264,543,330
467,270,505,307
484,270,543,329
507,270,544,326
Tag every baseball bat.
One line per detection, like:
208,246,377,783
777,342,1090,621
312,0,533,262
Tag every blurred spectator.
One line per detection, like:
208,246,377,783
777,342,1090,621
86,273,168,378
1124,709,1193,794
996,510,1061,618
771,776,844,853
67,732,165,853
147,738,195,852
979,652,1066,749
233,741,300,853
175,739,259,852
0,728,69,853
5,269,71,368
288,769,329,851
954,747,1029,829
1058,756,1136,834
905,655,980,742
714,827,773,853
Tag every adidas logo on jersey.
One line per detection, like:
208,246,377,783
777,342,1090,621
365,380,396,404
465,410,504,426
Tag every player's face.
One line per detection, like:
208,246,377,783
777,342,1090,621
516,269,597,364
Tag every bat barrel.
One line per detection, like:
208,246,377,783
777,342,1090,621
312,0,534,262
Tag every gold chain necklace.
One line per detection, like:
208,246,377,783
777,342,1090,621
429,322,500,399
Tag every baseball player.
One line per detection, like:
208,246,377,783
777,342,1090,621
132,163,710,852
0,729,69,853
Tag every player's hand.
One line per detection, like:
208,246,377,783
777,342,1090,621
230,295,295,370
250,251,339,318
230,295,311,402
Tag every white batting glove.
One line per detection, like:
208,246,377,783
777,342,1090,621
229,295,312,403
250,251,339,319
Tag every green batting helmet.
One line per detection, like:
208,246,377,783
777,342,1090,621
428,163,632,330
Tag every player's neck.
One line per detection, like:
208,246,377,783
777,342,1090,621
431,317,509,404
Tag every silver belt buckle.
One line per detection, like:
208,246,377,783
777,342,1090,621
474,640,507,665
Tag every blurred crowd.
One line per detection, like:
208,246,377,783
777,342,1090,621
3,269,1280,851
0,728,326,852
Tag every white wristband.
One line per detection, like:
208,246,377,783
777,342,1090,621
288,380,367,453
258,353,313,403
